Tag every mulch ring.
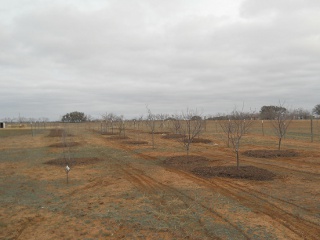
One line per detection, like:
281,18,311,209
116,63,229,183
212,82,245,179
122,140,148,145
101,132,118,135
163,155,211,170
190,138,212,144
49,142,80,148
192,166,276,181
243,149,299,158
48,129,73,137
107,135,130,140
149,131,170,135
162,134,185,139
45,157,103,167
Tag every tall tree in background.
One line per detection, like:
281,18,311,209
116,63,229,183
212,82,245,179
312,104,320,115
61,111,87,123
260,105,287,119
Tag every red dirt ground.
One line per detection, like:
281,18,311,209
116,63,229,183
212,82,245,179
1,121,320,239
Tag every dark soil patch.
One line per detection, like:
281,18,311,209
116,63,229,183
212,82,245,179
243,149,299,158
45,157,103,166
101,132,118,135
49,142,80,148
149,131,170,135
107,135,130,140
162,134,185,139
48,129,73,137
163,155,211,170
189,138,212,144
123,140,148,145
192,166,276,181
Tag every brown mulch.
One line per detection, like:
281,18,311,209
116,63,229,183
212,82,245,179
162,134,185,139
192,166,276,181
45,157,103,167
243,149,299,158
149,131,170,135
190,138,212,144
49,142,80,148
163,155,211,170
123,140,148,145
101,132,117,135
107,136,130,140
47,129,73,137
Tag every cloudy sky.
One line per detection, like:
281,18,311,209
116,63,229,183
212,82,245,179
1,0,319,120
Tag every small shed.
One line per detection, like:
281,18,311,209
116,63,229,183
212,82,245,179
0,122,5,128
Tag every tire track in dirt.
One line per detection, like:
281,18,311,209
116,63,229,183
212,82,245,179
241,158,320,179
218,178,320,226
92,130,320,238
216,179,320,240
117,163,250,240
67,177,112,197
201,151,320,178
166,168,320,240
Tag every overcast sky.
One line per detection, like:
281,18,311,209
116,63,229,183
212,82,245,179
1,0,319,120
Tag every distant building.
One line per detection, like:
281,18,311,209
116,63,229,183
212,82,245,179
0,122,5,128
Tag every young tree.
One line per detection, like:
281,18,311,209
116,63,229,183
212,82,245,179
146,107,157,149
61,128,72,184
220,109,254,170
157,113,169,131
270,103,293,150
177,109,203,155
102,113,118,134
168,114,182,134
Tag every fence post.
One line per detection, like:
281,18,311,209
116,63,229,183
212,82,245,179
311,116,313,143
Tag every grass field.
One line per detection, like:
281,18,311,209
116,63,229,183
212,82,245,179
0,120,320,239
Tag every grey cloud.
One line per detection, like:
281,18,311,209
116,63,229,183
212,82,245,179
0,0,319,120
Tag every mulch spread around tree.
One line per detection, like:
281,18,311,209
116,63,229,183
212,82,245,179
49,142,80,148
192,166,276,181
164,155,276,181
163,155,211,171
101,132,118,135
149,131,170,135
122,140,148,145
162,133,185,139
243,149,299,158
45,157,103,166
189,138,212,144
47,129,73,137
107,136,130,140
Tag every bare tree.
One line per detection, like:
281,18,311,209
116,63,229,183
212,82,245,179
168,114,182,134
220,109,254,170
146,107,157,148
157,113,169,131
115,115,126,137
102,113,118,134
61,127,72,184
177,109,203,155
270,103,293,150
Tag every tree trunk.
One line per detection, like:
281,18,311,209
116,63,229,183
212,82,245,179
236,150,239,170
278,137,282,150
67,172,69,184
311,117,313,143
